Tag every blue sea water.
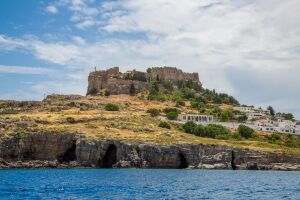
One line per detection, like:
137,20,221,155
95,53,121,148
0,169,299,200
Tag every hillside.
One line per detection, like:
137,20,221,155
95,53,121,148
1,93,300,156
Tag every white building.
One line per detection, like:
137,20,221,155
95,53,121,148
233,106,254,113
234,106,271,120
178,114,214,124
247,118,299,134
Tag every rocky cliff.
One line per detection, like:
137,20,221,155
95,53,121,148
1,132,300,170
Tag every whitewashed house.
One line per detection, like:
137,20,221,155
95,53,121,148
178,114,214,124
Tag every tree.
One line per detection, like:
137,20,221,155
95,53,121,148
267,106,275,116
129,83,136,96
237,125,255,139
282,113,294,120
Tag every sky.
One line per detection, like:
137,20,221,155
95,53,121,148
0,0,300,118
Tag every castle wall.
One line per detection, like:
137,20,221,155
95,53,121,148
87,66,200,95
107,78,148,95
149,67,200,84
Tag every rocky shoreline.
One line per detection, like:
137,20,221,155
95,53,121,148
1,132,300,171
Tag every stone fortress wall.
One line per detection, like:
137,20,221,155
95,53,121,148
148,67,200,84
87,66,201,95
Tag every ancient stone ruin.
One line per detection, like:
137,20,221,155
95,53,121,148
87,66,201,95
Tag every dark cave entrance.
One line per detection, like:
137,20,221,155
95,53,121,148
59,140,77,163
231,151,237,170
101,144,117,168
178,153,188,169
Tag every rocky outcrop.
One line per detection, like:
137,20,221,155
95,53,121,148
1,132,300,170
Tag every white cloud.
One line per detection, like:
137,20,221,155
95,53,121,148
1,0,300,117
0,65,55,75
46,5,58,14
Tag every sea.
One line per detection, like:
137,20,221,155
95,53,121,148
0,169,299,200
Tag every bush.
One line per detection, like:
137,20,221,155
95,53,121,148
238,125,255,139
105,103,119,111
129,83,136,96
66,116,76,123
158,121,171,129
192,124,206,136
163,107,180,114
147,108,160,117
202,124,230,138
88,87,98,95
182,121,197,133
268,132,281,144
175,99,185,106
104,90,110,97
166,111,179,120
183,122,230,139
16,131,23,140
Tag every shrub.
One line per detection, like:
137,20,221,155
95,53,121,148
192,124,206,136
147,108,160,117
183,122,230,139
175,99,185,106
129,83,136,96
105,103,119,111
182,121,197,133
66,116,76,123
158,121,171,129
203,124,230,138
166,111,179,120
238,125,255,139
104,90,110,97
215,134,230,140
88,87,98,95
268,132,281,144
16,131,23,140
163,107,180,114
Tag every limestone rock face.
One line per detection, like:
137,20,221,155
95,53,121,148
1,132,300,170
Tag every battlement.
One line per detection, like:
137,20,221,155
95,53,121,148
87,66,201,95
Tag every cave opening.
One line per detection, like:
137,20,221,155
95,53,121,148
59,140,77,163
101,144,117,168
178,153,188,169
231,151,237,170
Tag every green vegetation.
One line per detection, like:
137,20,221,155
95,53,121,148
166,111,179,120
104,90,110,97
66,116,76,123
129,83,136,96
182,122,230,139
105,103,119,111
147,80,239,106
158,121,171,129
268,132,281,144
147,108,161,117
280,113,294,120
87,87,98,95
237,125,255,139
182,121,197,133
16,131,23,140
267,106,275,116
124,71,147,82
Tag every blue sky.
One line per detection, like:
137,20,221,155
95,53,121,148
0,0,300,118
